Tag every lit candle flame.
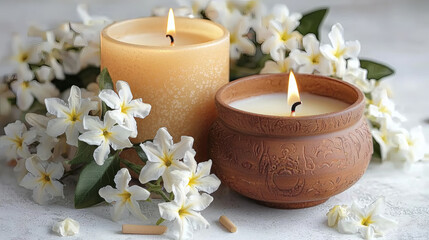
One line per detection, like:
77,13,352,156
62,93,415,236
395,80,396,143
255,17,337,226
287,71,301,105
287,71,301,116
166,8,175,46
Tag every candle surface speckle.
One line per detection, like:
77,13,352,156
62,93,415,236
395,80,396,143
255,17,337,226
229,93,349,116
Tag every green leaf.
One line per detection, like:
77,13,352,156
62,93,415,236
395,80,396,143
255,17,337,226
156,218,165,225
360,59,395,80
74,153,120,209
232,29,271,80
68,141,96,166
52,66,100,92
99,68,114,117
133,142,150,163
296,8,329,39
372,137,382,159
99,68,114,91
120,158,143,175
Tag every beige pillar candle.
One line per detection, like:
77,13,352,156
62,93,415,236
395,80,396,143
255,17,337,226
101,16,229,162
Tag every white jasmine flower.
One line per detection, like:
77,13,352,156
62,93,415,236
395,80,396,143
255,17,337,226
78,112,133,165
25,113,59,161
232,0,265,16
13,158,28,183
99,168,150,221
205,0,233,23
261,18,302,61
371,117,402,161
11,65,59,111
28,24,74,48
221,10,255,60
327,205,350,227
389,126,427,164
337,198,397,239
34,66,55,83
329,58,347,78
71,5,112,69
20,156,64,205
99,80,151,138
52,218,80,237
45,85,98,147
256,4,301,43
76,4,111,26
38,31,66,80
289,34,330,74
159,185,213,240
267,4,302,23
152,7,195,18
61,50,81,75
0,82,14,116
10,34,42,66
139,127,194,193
171,151,221,195
177,0,210,17
368,88,406,122
260,55,296,74
343,59,376,93
0,120,37,159
320,23,360,63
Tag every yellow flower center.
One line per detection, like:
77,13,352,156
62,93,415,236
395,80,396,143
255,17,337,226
361,216,374,226
67,109,82,123
280,31,291,42
39,173,51,185
161,153,173,167
102,129,111,139
12,136,24,149
333,46,346,59
381,134,388,143
188,174,199,187
230,34,237,44
243,1,257,14
192,3,199,14
378,105,390,114
120,102,131,114
21,81,30,89
119,191,132,202
226,1,235,12
178,205,190,218
310,54,321,64
18,52,29,63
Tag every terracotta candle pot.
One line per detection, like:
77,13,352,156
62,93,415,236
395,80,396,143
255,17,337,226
209,73,373,209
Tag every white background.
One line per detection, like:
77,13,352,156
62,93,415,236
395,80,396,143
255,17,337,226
0,0,429,239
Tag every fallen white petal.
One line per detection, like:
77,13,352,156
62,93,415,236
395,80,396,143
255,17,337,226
52,218,80,236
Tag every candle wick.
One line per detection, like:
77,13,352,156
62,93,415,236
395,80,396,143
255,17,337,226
166,34,175,46
290,101,302,116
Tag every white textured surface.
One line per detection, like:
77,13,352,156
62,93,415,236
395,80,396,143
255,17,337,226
1,0,429,240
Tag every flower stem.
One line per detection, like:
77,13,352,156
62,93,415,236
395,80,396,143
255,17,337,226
59,164,84,182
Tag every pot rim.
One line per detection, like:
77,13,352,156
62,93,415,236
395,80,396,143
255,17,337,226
215,73,366,136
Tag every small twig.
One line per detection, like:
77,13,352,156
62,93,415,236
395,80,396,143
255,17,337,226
60,164,84,182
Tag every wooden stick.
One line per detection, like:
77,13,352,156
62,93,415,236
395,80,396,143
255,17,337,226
219,215,237,233
122,225,167,235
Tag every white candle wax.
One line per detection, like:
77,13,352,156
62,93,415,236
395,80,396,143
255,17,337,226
118,32,212,46
229,93,349,116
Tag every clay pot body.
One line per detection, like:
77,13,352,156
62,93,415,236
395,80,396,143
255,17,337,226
209,73,373,209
